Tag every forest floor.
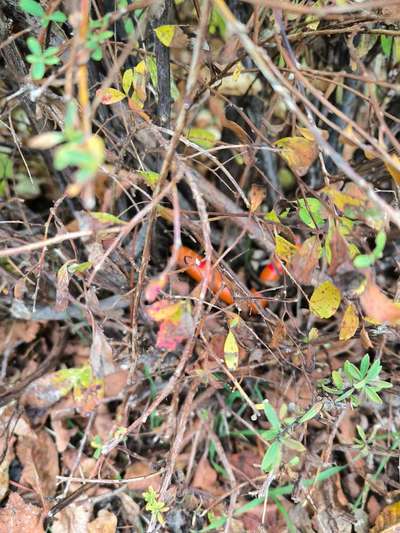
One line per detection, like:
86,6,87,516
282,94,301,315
1,0,400,532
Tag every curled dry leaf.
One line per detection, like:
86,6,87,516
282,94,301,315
55,262,70,312
359,280,400,326
0,492,44,533
90,322,116,378
274,136,318,177
290,236,321,285
16,430,59,498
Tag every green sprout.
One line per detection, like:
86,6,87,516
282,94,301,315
260,401,323,473
19,0,67,27
87,17,114,61
143,487,169,526
319,353,392,408
26,37,60,80
353,230,386,269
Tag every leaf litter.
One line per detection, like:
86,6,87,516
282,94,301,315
1,2,400,532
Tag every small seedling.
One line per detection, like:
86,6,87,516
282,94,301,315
353,230,386,269
260,401,323,473
19,0,66,27
143,487,169,526
26,37,60,80
90,434,103,459
319,353,392,407
87,17,113,61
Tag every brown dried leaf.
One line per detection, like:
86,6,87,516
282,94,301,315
192,455,218,493
124,462,161,492
327,227,352,276
90,322,115,378
290,236,321,284
0,492,44,533
0,321,40,353
52,500,92,533
360,281,400,325
249,185,265,213
55,263,70,312
270,320,287,349
17,430,59,498
274,136,318,176
88,509,117,533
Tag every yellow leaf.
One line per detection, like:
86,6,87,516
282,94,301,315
122,68,134,95
154,25,176,47
232,63,242,81
323,186,363,211
385,155,400,185
309,280,341,319
224,330,239,370
371,501,400,533
96,88,126,105
309,327,319,341
339,304,359,341
274,136,318,177
275,235,298,263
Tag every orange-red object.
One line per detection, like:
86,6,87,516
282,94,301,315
177,246,234,305
177,246,272,312
259,258,283,283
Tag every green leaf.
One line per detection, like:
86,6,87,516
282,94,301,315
297,198,326,229
356,425,367,442
336,388,355,402
344,360,362,381
283,437,305,452
359,354,370,377
19,0,44,17
381,35,393,58
366,359,382,381
353,254,375,269
261,440,282,472
263,401,281,429
186,128,219,149
364,386,383,404
68,261,92,273
261,428,280,441
138,170,160,187
373,380,392,391
27,36,42,55
0,153,13,179
48,10,67,24
89,212,126,225
374,230,386,257
31,62,45,80
297,401,323,424
332,370,344,390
